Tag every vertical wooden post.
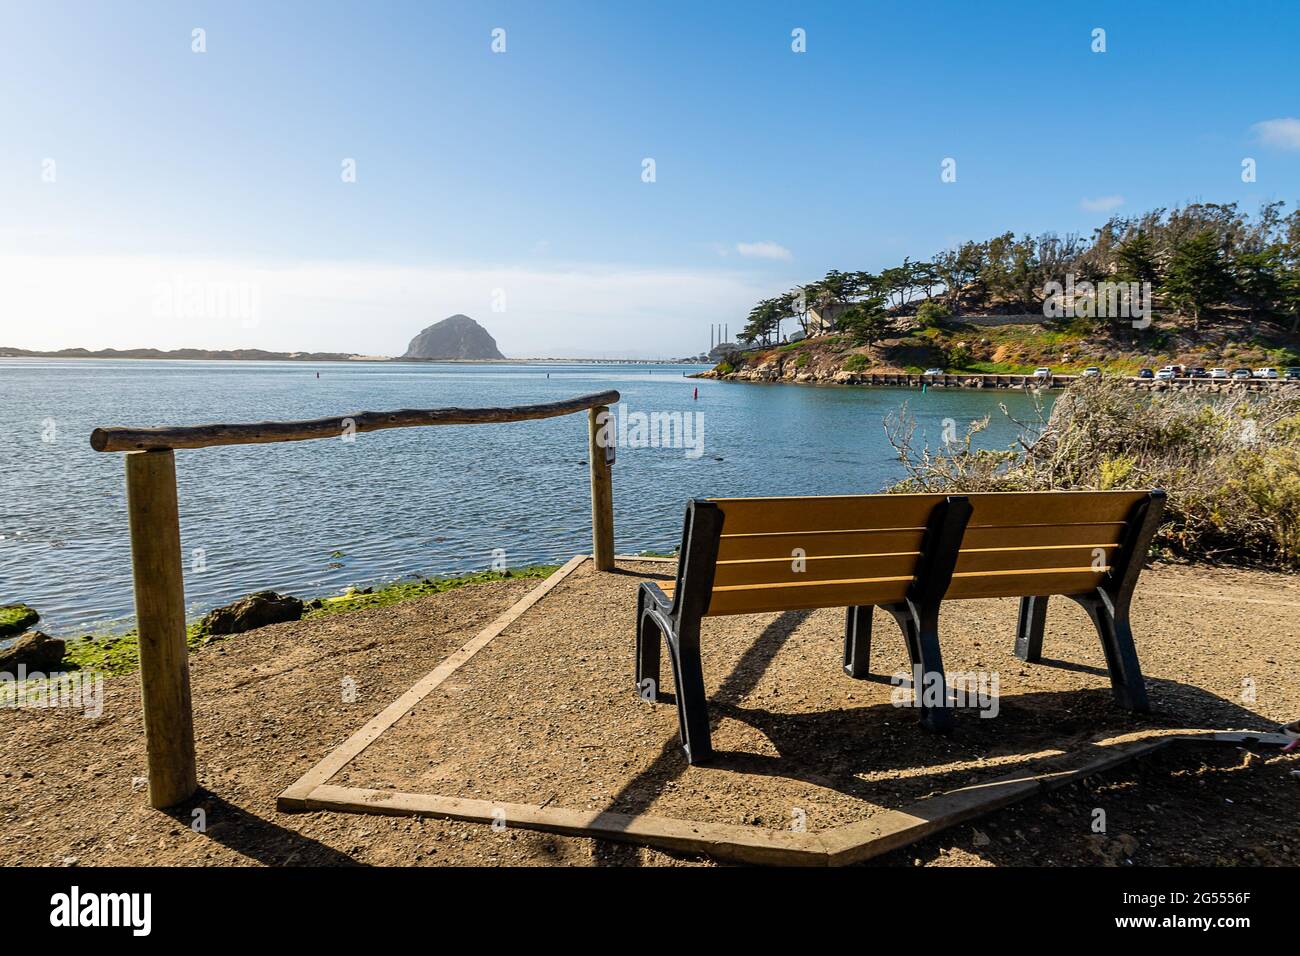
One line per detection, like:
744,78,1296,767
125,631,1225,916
125,449,197,808
587,405,615,570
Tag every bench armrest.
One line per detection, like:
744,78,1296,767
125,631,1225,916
639,580,674,614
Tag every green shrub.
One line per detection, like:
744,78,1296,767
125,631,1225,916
842,354,871,372
915,300,950,328
885,378,1300,568
714,361,734,376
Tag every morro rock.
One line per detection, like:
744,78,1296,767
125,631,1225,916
401,315,505,360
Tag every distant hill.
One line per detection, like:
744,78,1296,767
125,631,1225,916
401,315,505,360
0,346,373,362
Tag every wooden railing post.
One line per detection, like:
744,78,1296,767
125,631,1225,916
125,449,197,808
587,405,615,570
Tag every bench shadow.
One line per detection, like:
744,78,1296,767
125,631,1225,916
587,574,1279,864
702,677,1276,807
164,789,363,866
592,612,1277,865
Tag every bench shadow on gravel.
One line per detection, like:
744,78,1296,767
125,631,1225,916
165,789,362,866
706,679,1272,796
590,609,1276,866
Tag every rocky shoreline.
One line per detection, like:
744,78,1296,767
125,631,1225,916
698,363,1300,393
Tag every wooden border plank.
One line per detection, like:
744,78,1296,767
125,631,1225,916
304,785,830,866
289,728,1292,865
277,554,590,809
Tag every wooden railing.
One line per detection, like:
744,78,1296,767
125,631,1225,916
91,389,620,808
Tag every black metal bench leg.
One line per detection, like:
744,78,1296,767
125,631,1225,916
1015,595,1048,662
1073,593,1150,712
912,608,953,731
843,605,874,678
668,632,714,764
885,603,953,732
634,588,662,701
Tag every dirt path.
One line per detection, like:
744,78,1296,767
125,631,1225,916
1,561,1295,866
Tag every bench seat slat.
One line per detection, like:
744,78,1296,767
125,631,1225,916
713,552,921,587
710,491,1146,536
954,543,1117,574
706,577,915,615
960,522,1127,549
653,577,915,615
717,528,925,561
945,567,1108,600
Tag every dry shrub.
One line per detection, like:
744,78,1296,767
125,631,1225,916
884,378,1300,568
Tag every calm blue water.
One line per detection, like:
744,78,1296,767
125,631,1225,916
0,359,1050,636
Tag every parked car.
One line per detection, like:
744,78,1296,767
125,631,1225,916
1230,368,1252,380
1285,367,1300,381
1032,367,1052,378
1155,368,1176,381
922,368,944,376
1208,367,1229,379
1188,367,1208,378
1081,366,1101,378
1253,367,1279,379
1158,365,1185,377
1137,368,1154,379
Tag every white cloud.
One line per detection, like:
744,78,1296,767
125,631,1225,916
1080,195,1125,213
735,241,792,261
0,255,783,359
1252,117,1300,150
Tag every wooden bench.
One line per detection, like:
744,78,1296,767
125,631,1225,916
635,489,1166,764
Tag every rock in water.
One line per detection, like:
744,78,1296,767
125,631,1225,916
0,631,65,671
0,603,40,637
199,591,304,636
401,314,505,360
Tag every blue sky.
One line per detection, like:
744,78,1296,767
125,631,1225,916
2,0,1298,356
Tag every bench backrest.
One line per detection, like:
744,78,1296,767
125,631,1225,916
691,490,1156,617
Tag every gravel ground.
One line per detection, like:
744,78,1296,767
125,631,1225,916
340,560,1299,837
1,560,1295,866
869,742,1299,867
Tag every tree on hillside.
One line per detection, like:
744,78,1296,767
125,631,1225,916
1235,247,1285,318
837,296,892,347
1281,264,1300,332
1164,230,1233,329
933,241,985,314
1035,231,1087,289
908,260,942,300
816,269,862,303
1116,231,1161,286
1006,236,1040,308
739,298,783,346
882,258,934,310
780,287,811,337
